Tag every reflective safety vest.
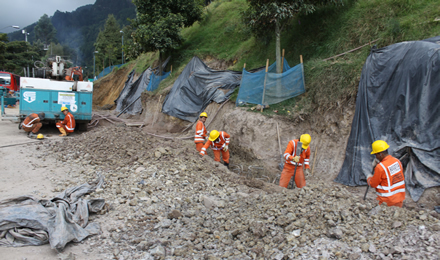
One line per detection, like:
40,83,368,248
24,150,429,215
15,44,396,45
369,155,405,205
22,113,41,128
194,120,207,143
283,139,311,169
200,131,230,155
60,112,76,131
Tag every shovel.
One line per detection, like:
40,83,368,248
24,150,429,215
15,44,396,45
276,123,283,170
288,141,303,189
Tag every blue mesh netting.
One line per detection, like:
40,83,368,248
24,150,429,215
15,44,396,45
236,58,305,106
147,71,171,91
96,64,123,79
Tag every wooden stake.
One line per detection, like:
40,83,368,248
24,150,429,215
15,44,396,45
152,95,162,127
243,63,246,69
170,65,173,75
300,55,303,64
261,59,269,112
281,49,285,73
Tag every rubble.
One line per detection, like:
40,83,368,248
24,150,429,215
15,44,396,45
36,125,440,259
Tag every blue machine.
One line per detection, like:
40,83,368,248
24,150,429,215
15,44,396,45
19,77,93,131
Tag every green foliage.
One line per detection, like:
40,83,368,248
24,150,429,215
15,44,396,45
34,14,57,46
7,0,135,68
94,15,122,71
2,41,41,75
131,0,204,55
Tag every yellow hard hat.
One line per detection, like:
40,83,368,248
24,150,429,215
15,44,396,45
61,106,68,112
300,134,311,149
199,112,208,118
37,134,44,140
209,130,220,141
371,140,389,154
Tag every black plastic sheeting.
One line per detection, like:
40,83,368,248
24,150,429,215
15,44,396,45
115,69,152,115
115,57,170,115
162,56,242,122
335,36,440,202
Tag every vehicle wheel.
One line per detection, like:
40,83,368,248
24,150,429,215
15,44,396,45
77,122,88,131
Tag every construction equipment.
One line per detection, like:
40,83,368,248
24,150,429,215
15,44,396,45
288,141,303,189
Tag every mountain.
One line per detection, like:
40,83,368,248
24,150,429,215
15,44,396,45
8,0,135,66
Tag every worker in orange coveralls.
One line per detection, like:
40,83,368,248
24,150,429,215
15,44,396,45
56,106,75,137
194,112,208,152
22,112,45,138
367,140,405,207
279,134,311,188
200,130,230,169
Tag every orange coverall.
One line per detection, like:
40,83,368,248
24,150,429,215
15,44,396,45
56,112,76,133
194,120,207,152
22,113,42,133
368,155,405,207
279,139,311,188
200,131,230,163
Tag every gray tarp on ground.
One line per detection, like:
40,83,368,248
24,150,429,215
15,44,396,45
162,56,242,122
0,174,105,250
335,36,440,202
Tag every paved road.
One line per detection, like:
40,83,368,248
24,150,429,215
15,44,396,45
0,107,67,147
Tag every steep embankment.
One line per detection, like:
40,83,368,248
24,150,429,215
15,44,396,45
91,0,440,206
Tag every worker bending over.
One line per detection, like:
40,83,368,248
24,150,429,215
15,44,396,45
279,134,311,188
367,140,405,207
56,106,75,137
194,112,208,152
200,130,230,168
22,112,45,138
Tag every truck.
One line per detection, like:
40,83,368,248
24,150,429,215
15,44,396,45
1,56,93,131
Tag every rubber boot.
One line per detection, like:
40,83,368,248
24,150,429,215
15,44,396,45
223,162,229,169
59,127,67,137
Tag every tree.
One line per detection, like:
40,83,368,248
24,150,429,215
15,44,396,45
35,14,57,47
131,0,203,72
94,14,121,69
244,0,341,73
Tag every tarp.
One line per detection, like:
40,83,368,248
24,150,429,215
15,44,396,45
115,69,152,115
236,58,305,106
115,57,170,115
335,36,440,202
97,64,124,79
162,56,242,122
0,175,105,250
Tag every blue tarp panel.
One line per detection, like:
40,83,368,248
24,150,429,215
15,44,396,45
236,58,305,106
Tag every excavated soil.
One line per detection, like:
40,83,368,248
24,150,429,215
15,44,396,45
13,58,434,259
16,124,439,259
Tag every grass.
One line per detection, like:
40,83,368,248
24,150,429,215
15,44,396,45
114,0,440,117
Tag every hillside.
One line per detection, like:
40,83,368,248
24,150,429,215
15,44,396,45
7,0,135,67
93,0,440,204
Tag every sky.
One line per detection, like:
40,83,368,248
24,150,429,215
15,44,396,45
0,0,96,33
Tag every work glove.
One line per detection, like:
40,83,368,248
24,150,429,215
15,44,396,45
292,156,300,163
371,158,380,168
305,168,311,176
366,174,373,186
223,145,229,152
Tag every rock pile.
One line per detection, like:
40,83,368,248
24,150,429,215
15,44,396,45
39,126,440,259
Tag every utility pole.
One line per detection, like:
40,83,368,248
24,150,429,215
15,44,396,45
93,51,99,79
120,30,124,64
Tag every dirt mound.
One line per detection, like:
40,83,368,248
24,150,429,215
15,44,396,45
92,64,134,109
39,125,440,259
